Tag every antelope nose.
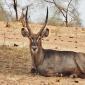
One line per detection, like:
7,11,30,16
32,46,37,51
33,48,37,51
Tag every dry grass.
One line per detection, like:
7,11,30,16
0,21,85,84
0,46,84,85
0,21,85,53
0,45,31,75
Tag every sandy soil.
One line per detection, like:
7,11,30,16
0,22,85,52
0,21,85,85
0,46,85,85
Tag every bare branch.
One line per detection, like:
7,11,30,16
66,0,73,13
53,0,66,18
44,0,78,27
13,0,18,21
44,0,54,3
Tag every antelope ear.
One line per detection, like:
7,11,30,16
41,28,49,38
21,28,30,37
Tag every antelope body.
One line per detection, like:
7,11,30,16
21,6,85,78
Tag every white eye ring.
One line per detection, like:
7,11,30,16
37,37,41,42
31,38,33,42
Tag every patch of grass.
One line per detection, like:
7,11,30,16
0,45,32,75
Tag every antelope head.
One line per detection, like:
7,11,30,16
21,6,49,54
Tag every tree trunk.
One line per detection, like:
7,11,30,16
65,13,68,27
13,0,18,21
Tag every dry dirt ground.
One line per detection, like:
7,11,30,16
0,21,85,85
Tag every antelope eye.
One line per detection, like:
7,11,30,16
31,38,33,40
31,38,34,41
31,37,34,40
37,37,41,41
38,36,41,39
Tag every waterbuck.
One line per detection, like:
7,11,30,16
21,6,85,78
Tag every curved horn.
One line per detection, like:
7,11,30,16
25,6,31,34
39,7,48,35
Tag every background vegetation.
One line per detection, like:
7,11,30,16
0,0,82,27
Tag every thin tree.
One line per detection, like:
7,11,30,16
44,0,79,27
13,0,18,21
19,8,26,27
19,4,32,27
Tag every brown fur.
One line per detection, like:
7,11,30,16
21,6,85,78
21,28,85,78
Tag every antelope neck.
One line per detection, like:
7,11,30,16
31,47,44,67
